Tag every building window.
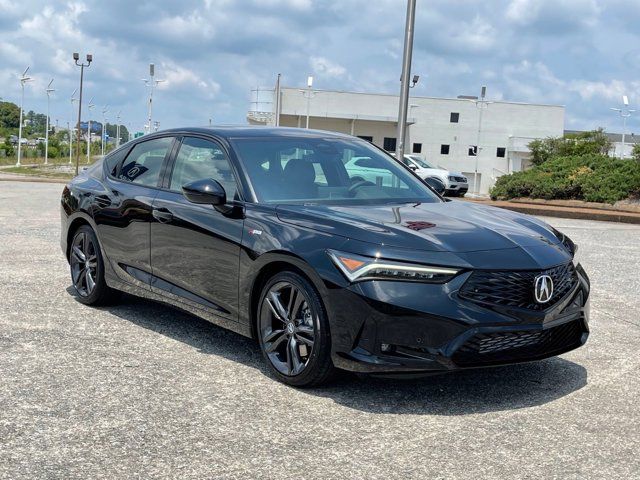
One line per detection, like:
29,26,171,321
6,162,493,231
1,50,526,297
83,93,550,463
440,144,450,155
497,147,506,158
383,137,397,152
450,112,460,123
468,145,477,156
412,143,422,153
358,135,373,142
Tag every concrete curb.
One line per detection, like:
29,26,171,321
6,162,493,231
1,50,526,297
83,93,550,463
0,173,69,184
462,198,640,224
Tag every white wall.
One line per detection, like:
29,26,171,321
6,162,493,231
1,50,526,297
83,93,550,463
265,88,566,194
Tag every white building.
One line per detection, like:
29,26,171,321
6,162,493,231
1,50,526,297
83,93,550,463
247,87,565,195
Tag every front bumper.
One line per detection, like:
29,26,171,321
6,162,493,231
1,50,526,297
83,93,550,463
444,181,469,196
327,264,590,374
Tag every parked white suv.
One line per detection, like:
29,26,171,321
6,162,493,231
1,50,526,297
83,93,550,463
399,155,469,197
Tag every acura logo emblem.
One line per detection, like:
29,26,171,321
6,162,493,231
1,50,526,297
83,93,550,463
534,275,554,304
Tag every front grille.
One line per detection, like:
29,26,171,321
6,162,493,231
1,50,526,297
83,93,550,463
452,320,584,366
454,176,467,182
459,262,578,310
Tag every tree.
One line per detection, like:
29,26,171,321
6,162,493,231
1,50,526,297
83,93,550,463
0,102,20,129
528,128,613,166
632,143,640,162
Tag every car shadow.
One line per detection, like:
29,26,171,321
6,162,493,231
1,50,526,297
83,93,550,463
69,288,588,416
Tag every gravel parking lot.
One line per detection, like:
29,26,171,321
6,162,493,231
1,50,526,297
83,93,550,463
1,181,639,479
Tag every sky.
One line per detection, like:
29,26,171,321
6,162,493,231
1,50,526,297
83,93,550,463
1,0,639,134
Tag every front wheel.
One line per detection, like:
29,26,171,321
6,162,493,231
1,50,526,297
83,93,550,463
257,271,334,387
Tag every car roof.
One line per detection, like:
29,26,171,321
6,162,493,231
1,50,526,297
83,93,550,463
154,126,355,141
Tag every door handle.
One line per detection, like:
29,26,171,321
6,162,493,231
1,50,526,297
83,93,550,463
152,208,174,223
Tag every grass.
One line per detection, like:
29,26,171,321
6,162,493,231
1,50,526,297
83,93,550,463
0,156,93,166
1,165,75,180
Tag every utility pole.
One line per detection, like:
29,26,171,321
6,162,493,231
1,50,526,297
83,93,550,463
73,53,92,176
143,63,164,134
44,79,55,164
69,88,77,165
101,105,108,157
274,73,281,126
395,0,417,161
87,98,94,164
116,111,121,147
16,67,33,167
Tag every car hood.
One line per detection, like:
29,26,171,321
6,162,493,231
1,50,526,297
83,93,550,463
276,200,562,254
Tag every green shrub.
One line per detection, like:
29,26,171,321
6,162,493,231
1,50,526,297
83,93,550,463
47,146,59,158
490,154,640,204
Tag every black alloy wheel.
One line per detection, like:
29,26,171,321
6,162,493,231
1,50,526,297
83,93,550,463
258,271,334,387
69,225,118,305
70,229,98,297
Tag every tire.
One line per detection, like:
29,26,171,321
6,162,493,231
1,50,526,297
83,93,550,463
69,225,120,306
257,271,334,387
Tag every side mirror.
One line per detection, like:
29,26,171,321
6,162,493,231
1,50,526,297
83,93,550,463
424,176,446,195
409,164,418,171
182,178,226,206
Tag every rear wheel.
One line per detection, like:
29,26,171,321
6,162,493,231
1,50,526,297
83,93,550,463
257,271,334,387
69,225,119,305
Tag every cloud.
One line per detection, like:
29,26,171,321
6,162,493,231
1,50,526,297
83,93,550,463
309,56,346,78
0,0,638,133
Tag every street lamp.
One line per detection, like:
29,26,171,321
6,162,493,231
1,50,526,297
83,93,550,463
116,111,122,148
395,0,417,161
142,63,165,134
73,52,92,176
45,79,55,165
87,97,95,164
469,86,492,196
69,88,77,165
299,75,316,129
101,105,109,157
16,66,33,167
611,95,635,159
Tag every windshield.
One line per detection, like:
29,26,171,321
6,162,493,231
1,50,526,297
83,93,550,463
408,156,435,169
232,137,441,205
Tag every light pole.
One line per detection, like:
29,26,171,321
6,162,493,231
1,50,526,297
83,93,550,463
69,88,77,165
305,76,313,129
611,96,634,159
87,98,95,164
142,63,165,134
116,111,121,147
101,105,108,157
471,86,492,196
395,0,417,161
16,67,33,167
73,52,92,176
45,79,55,165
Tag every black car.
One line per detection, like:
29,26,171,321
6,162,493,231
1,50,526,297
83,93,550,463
61,127,590,387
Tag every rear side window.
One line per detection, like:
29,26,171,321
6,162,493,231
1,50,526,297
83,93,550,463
104,146,130,177
118,137,173,187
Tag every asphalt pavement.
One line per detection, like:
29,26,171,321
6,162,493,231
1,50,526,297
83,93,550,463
1,181,639,479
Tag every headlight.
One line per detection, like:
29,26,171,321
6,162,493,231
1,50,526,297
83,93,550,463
551,228,580,265
327,250,460,283
448,175,456,182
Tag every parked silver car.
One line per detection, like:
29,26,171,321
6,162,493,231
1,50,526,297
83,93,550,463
399,155,469,197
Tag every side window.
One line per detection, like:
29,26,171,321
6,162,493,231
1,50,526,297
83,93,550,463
169,137,238,200
119,137,173,187
104,146,130,177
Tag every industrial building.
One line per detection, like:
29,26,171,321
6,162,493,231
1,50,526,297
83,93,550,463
248,87,565,195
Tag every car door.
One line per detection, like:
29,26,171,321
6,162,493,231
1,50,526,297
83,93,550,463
150,135,244,322
94,136,176,289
